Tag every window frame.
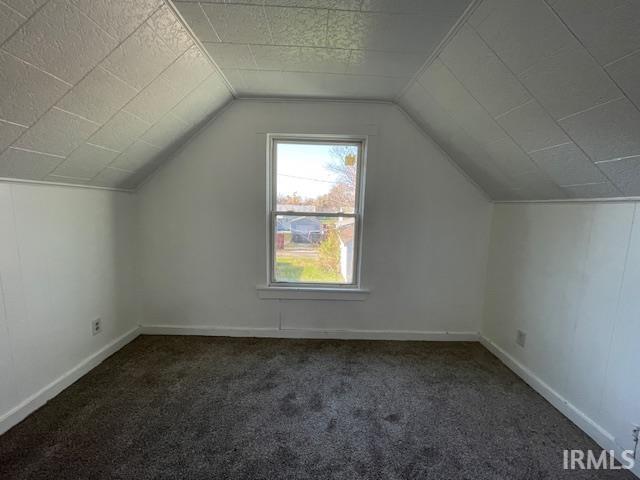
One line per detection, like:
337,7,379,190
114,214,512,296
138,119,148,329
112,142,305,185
266,134,367,289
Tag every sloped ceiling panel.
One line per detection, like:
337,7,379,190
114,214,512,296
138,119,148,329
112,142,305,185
173,0,471,100
399,0,640,200
0,0,232,189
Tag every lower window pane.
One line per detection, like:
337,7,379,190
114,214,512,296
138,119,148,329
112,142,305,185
274,215,355,284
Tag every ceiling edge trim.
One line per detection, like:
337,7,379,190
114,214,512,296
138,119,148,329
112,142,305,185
163,0,238,98
393,104,493,202
0,177,135,193
394,0,485,102
234,96,396,105
496,198,640,205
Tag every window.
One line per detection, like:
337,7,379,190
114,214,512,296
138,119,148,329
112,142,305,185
268,136,365,288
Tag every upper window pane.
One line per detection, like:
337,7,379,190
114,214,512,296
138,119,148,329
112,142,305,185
275,142,359,214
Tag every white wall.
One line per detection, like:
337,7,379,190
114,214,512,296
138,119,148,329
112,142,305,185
137,100,493,337
482,202,640,472
0,182,139,432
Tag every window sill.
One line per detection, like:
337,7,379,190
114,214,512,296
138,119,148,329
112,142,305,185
256,285,370,301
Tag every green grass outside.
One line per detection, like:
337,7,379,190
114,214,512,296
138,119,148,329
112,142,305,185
275,254,343,283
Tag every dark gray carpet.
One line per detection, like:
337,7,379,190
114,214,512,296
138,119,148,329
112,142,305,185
0,336,634,479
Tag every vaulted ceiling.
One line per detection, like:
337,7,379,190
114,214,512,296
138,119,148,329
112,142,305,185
0,0,231,189
1,0,640,199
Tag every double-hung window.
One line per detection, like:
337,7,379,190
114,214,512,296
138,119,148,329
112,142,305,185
268,136,366,288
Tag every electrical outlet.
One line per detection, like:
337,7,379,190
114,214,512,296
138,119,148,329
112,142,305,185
632,425,639,459
92,318,102,336
516,330,526,348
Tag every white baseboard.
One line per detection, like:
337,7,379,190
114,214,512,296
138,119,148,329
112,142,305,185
480,335,640,478
0,327,140,435
140,324,479,341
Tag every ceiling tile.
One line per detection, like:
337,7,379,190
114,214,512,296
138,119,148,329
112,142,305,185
563,181,621,198
474,0,577,75
141,114,191,148
0,2,26,44
441,25,530,117
510,169,567,199
204,43,257,69
252,45,350,73
88,111,151,152
157,46,214,98
264,0,361,9
606,51,640,109
12,108,99,157
347,50,424,77
56,67,139,123
496,100,569,153
233,70,285,95
484,137,538,179
101,23,177,90
559,98,640,162
418,60,506,146
265,6,328,47
70,0,162,41
91,167,137,189
530,142,605,185
596,157,640,196
52,143,119,179
281,72,406,98
2,0,48,17
551,0,640,65
327,10,448,52
146,4,193,55
0,52,69,127
4,0,117,84
519,46,622,119
0,147,62,180
170,74,231,126
361,0,468,16
110,140,162,171
173,2,220,43
201,4,272,44
0,120,27,152
123,75,185,124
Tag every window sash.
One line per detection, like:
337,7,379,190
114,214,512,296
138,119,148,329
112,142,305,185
268,136,365,288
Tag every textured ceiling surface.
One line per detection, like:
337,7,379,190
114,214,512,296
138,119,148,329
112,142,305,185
0,0,232,189
399,0,640,200
173,0,471,99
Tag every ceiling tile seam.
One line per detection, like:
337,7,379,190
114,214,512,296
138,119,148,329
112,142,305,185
0,118,29,129
0,49,73,87
0,2,172,181
197,2,222,42
527,141,573,155
93,65,142,95
85,142,121,154
245,44,260,69
604,46,640,69
66,0,118,43
0,0,26,19
555,96,626,122
493,99,536,120
164,0,237,97
431,57,559,192
595,155,640,165
7,146,65,159
465,20,626,197
561,181,612,188
543,0,640,115
393,0,484,103
0,0,51,50
51,106,102,127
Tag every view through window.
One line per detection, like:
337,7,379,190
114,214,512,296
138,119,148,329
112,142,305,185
269,138,364,286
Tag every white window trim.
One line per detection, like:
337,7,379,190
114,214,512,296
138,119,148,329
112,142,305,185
260,134,368,297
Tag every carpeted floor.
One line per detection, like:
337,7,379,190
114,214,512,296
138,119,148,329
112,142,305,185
0,336,635,479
